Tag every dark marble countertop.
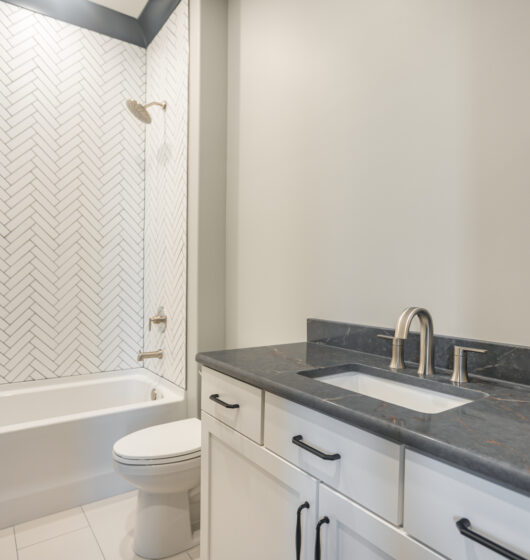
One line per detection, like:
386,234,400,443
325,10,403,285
197,342,530,496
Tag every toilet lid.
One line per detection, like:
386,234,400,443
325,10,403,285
113,418,201,462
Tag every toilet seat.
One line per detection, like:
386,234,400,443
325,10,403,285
113,418,201,466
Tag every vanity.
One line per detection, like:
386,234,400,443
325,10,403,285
196,317,530,560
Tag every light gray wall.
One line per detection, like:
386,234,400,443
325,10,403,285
187,0,228,415
225,0,530,348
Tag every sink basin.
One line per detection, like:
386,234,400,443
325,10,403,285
313,371,472,414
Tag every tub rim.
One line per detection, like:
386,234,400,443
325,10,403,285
0,368,185,435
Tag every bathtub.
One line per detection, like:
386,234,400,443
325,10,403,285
0,369,186,528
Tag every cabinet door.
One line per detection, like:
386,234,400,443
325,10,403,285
201,412,318,560
318,485,443,560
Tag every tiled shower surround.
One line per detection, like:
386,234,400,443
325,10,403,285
144,4,189,387
0,2,188,386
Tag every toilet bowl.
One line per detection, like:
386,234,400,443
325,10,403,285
113,418,201,559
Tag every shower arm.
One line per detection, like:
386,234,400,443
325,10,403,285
144,101,167,110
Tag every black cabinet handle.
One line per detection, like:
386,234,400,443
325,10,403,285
315,516,329,560
292,435,341,461
456,518,527,560
296,502,310,560
209,393,240,409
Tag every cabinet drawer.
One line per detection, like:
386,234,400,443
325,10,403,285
264,393,403,524
319,484,443,559
201,367,264,444
404,450,530,560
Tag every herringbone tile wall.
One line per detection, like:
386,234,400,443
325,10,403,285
0,3,147,383
144,3,189,387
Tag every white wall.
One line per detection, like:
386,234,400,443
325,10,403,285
0,3,145,383
225,0,530,348
144,2,189,387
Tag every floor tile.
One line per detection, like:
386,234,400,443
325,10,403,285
83,491,138,560
0,528,17,560
15,507,87,549
187,545,200,559
17,527,103,560
83,491,196,560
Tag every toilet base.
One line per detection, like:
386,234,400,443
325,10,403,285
134,490,197,559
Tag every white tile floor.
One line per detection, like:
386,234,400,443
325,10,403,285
1,492,200,560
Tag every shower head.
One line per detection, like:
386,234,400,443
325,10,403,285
126,99,167,124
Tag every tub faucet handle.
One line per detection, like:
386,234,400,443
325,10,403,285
451,346,487,384
149,313,167,333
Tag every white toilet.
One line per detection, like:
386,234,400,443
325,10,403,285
113,418,201,559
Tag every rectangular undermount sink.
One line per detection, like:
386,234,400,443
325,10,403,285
314,371,472,414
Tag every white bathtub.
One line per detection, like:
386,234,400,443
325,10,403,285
0,369,186,528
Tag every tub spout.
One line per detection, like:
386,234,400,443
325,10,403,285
137,349,163,361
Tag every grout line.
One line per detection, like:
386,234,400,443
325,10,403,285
15,526,88,551
81,507,106,560
11,526,19,560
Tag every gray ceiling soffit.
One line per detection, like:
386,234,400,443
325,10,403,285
140,0,181,46
0,0,181,48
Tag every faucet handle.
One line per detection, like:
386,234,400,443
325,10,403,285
377,334,405,370
455,346,488,355
451,346,487,384
377,334,394,341
149,313,167,333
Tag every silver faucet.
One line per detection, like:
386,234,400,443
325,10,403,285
137,349,163,361
393,307,435,377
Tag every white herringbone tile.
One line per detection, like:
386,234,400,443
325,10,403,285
144,2,189,388
0,2,146,382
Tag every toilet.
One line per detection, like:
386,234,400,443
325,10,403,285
113,418,201,559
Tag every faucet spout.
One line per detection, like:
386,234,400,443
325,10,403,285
394,307,435,377
137,349,163,361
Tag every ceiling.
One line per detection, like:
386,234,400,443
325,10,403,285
88,0,149,18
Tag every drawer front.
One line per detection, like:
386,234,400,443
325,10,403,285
264,393,403,524
404,450,530,560
201,367,264,444
319,484,443,560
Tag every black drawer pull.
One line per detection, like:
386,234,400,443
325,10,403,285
296,502,310,560
292,435,341,461
209,394,240,409
456,518,527,560
315,516,329,560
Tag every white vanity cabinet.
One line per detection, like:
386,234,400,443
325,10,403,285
200,367,529,560
200,407,441,560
